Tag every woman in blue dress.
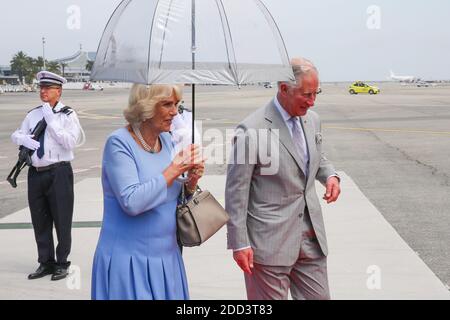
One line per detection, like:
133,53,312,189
91,84,204,300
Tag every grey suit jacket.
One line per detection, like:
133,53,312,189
225,99,337,266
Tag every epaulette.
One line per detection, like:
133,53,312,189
27,105,43,113
57,106,74,116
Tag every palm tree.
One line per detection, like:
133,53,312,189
85,60,94,72
47,61,61,74
25,56,46,84
60,62,68,77
33,56,45,70
10,51,31,84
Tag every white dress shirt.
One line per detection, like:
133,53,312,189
11,102,83,168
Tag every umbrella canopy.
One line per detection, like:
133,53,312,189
91,0,294,85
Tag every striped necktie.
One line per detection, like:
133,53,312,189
290,116,309,177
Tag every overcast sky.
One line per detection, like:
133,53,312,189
1,0,449,81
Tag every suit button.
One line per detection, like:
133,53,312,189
299,212,303,218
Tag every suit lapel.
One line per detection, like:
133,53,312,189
264,101,307,175
300,114,317,183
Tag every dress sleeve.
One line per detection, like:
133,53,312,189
103,134,168,216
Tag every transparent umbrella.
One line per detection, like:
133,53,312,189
91,0,294,141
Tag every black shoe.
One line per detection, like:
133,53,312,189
28,264,54,280
51,266,69,281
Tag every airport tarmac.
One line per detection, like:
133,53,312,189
0,82,449,297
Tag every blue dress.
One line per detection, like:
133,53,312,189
91,127,189,300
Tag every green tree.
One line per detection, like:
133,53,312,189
33,56,45,70
10,51,32,84
60,62,68,77
47,61,61,74
10,52,63,84
85,60,94,72
25,56,44,84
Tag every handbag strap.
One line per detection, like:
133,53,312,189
180,183,202,206
180,183,187,205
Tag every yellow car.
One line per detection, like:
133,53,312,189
349,81,380,95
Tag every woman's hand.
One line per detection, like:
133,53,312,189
186,161,205,193
163,144,202,186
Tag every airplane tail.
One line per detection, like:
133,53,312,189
390,70,395,78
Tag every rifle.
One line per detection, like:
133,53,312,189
7,119,47,188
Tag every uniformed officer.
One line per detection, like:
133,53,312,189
11,71,84,281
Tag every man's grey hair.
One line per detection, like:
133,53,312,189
278,57,319,87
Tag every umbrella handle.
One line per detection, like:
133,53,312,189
191,84,195,144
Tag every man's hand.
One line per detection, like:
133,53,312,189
42,103,56,124
18,134,40,150
233,248,254,274
323,176,340,204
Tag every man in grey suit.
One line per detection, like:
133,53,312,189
225,57,341,300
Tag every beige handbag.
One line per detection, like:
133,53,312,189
177,185,230,247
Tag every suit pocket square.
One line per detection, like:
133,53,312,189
315,133,322,145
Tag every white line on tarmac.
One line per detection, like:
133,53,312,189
319,102,450,108
0,180,25,186
73,169,90,174
72,165,102,175
77,109,121,120
324,126,450,135
79,148,100,152
0,166,101,186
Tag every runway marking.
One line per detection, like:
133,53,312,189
72,165,102,174
0,180,25,186
0,167,100,185
73,169,90,174
0,221,102,230
318,102,450,108
323,126,450,136
79,148,99,152
77,109,121,120
204,121,236,126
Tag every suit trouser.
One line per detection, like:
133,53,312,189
27,163,74,267
244,208,330,300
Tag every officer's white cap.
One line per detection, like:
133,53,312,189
37,71,67,87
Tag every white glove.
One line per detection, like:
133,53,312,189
42,103,56,124
18,134,40,150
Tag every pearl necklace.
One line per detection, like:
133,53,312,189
132,125,159,153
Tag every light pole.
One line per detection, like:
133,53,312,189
42,37,46,70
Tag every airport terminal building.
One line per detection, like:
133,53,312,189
53,50,97,82
1,49,96,85
0,66,19,85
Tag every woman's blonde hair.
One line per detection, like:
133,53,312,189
123,84,183,125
